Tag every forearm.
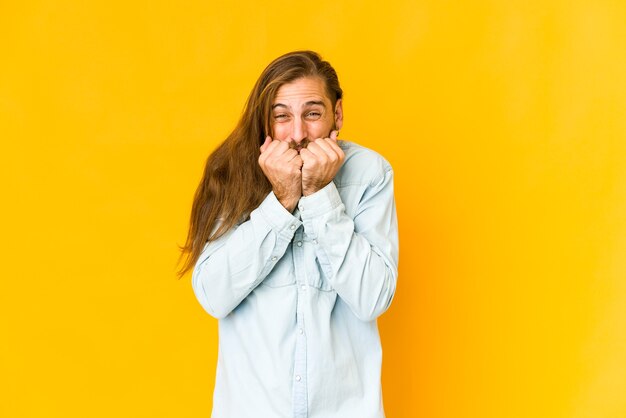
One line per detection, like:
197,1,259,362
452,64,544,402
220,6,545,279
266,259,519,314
299,172,399,321
192,191,302,318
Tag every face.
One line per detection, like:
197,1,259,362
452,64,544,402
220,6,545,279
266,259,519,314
271,76,343,151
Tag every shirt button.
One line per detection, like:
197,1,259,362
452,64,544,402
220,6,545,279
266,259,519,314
298,328,304,335
271,256,277,261
296,241,302,247
300,284,307,291
290,224,296,230
295,375,301,382
312,239,318,244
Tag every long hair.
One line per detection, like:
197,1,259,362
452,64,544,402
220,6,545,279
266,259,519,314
177,50,343,278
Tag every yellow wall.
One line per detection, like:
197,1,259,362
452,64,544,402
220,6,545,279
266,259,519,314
1,1,625,417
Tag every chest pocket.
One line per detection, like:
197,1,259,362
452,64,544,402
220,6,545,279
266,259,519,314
260,240,335,291
302,243,333,292
260,249,297,288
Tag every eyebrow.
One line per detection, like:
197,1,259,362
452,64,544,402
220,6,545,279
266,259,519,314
272,101,327,110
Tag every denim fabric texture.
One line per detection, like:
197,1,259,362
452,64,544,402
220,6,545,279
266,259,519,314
192,140,399,418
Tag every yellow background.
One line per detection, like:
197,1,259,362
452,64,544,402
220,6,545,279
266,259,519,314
1,1,625,417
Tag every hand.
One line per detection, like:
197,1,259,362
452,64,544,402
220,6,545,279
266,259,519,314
258,136,303,212
300,130,345,196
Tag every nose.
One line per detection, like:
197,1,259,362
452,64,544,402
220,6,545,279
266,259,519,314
290,118,307,143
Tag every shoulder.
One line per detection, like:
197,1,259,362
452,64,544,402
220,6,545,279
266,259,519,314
335,140,393,187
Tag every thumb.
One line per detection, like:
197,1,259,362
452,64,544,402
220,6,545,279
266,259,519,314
330,130,339,141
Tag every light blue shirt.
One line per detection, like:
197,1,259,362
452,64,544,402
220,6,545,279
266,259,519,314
192,140,399,418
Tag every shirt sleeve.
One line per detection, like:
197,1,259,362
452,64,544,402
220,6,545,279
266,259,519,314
298,167,399,322
191,191,302,319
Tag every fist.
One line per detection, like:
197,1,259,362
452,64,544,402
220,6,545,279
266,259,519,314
258,136,303,212
299,130,345,196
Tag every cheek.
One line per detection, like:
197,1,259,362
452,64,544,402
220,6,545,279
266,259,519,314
308,120,333,138
271,124,291,141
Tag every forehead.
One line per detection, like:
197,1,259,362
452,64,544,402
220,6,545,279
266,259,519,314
273,77,331,105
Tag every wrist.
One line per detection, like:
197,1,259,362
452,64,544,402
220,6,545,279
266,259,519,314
302,182,324,197
278,195,299,212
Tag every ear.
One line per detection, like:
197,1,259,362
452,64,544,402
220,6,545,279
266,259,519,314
334,99,343,131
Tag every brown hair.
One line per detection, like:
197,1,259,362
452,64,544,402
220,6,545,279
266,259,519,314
177,50,343,278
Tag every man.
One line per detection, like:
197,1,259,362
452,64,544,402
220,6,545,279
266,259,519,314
179,50,399,418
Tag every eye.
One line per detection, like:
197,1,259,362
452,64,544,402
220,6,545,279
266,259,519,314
274,114,289,121
305,111,322,119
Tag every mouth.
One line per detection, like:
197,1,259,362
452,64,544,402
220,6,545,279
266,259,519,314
289,139,310,152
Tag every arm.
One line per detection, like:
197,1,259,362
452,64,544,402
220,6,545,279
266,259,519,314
191,191,302,319
298,167,399,322
193,136,303,319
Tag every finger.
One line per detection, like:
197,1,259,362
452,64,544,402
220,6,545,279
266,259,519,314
330,130,338,141
260,139,283,168
265,138,285,157
304,140,325,158
277,140,290,151
260,135,272,153
299,147,315,162
284,148,299,162
268,142,291,163
266,144,297,168
320,142,342,167
307,140,336,163
289,154,304,170
300,144,320,165
313,138,339,160
259,139,273,164
318,138,344,157
322,137,344,160
291,155,303,168
268,140,289,155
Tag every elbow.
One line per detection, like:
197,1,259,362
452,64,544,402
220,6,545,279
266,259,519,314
192,285,233,319
354,271,397,322
356,294,395,322
191,266,233,320
354,309,384,323
204,305,231,320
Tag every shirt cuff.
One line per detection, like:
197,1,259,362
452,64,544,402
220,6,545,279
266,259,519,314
298,181,343,220
257,191,302,237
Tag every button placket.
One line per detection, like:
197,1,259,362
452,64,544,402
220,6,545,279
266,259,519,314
291,230,308,417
